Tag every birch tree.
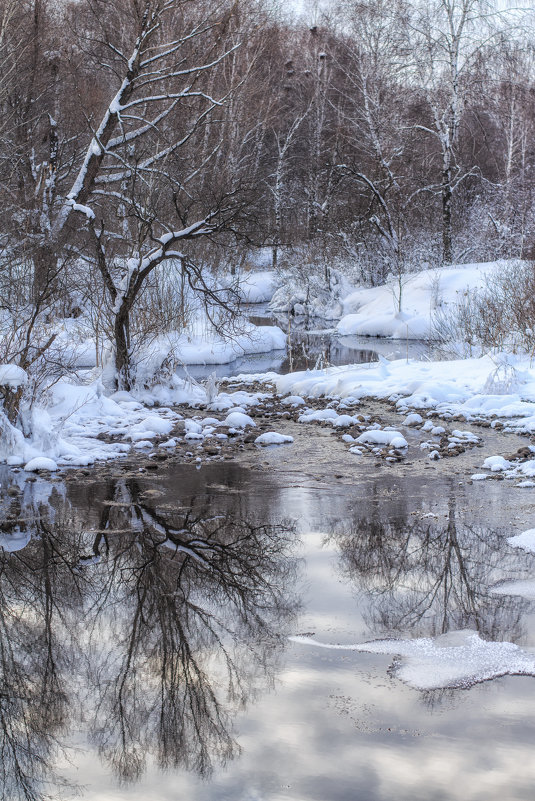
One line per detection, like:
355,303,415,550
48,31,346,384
410,0,501,264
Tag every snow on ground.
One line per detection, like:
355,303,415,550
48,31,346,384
134,324,286,380
289,630,535,690
336,261,508,340
507,529,535,553
254,432,293,445
356,430,408,448
237,270,280,303
0,375,275,468
491,580,535,600
241,350,535,435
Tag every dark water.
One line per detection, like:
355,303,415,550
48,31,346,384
2,460,535,801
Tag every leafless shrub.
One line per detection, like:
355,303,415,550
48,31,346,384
432,261,535,357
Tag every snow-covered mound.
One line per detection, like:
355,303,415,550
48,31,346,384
0,364,28,388
235,350,535,435
238,270,279,303
270,268,354,320
337,261,511,340
133,324,286,384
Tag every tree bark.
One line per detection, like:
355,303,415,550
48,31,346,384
442,169,453,265
114,302,132,391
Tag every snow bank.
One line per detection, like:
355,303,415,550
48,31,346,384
336,261,507,340
290,630,535,690
135,325,286,382
257,351,535,434
237,270,279,303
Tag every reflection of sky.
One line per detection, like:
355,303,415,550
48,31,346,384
16,464,535,799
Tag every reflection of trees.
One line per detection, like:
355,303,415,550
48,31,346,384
0,492,87,801
88,478,297,782
331,486,529,642
0,474,297,798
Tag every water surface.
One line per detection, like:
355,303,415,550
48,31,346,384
2,458,535,801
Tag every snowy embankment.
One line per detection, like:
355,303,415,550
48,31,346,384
243,351,535,431
134,324,286,381
52,317,286,370
237,270,280,303
0,377,271,469
336,261,505,339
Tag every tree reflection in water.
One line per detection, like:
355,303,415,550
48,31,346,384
331,484,530,643
0,475,298,799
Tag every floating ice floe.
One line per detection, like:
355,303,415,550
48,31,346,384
289,630,535,690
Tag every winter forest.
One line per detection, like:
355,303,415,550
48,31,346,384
1,0,535,403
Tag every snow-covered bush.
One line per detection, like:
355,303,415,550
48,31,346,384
270,248,354,320
433,261,535,356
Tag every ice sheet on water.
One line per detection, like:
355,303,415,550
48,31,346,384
289,630,535,690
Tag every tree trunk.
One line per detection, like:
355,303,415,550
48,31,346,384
33,243,56,303
114,302,132,391
442,170,453,265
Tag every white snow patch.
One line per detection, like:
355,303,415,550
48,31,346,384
24,457,58,472
0,364,27,388
281,395,306,407
254,432,294,445
337,261,506,340
237,270,279,303
507,529,535,553
483,455,512,472
356,430,408,448
224,411,256,428
289,630,535,690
